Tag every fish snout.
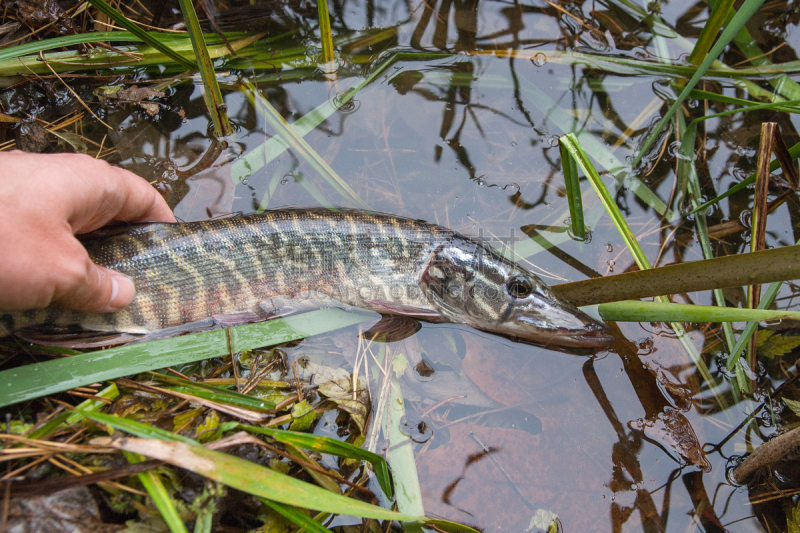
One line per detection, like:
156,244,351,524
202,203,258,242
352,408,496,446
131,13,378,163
516,300,613,348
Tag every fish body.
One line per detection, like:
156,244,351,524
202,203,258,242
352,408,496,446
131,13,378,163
0,209,611,348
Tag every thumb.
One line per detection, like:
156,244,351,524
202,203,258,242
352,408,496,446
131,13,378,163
62,263,136,313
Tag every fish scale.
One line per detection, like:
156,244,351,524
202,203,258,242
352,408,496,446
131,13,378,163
0,208,612,348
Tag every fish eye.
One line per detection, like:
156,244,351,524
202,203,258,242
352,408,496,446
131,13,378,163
506,276,533,298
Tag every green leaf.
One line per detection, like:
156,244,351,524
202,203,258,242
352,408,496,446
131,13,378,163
217,422,393,499
757,331,800,358
28,383,119,439
0,308,376,408
176,0,232,137
289,400,316,431
783,398,800,418
95,436,421,521
634,0,768,163
195,411,221,443
80,411,199,445
392,353,409,378
591,300,800,323
261,500,332,532
87,0,196,69
559,140,585,240
124,451,189,533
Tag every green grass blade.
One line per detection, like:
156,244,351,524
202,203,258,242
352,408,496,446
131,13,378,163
219,422,393,498
176,0,232,137
590,300,800,322
559,140,585,240
559,133,648,268
726,249,795,370
95,436,421,521
317,0,334,65
242,81,368,209
707,0,800,100
0,308,376,408
678,119,737,352
687,0,735,66
87,0,197,69
125,451,189,533
688,90,800,112
634,0,768,164
0,31,140,61
27,383,119,439
0,32,265,76
232,52,397,183
261,499,332,532
149,374,277,410
80,411,200,444
165,386,275,412
559,133,718,399
382,347,425,519
692,140,800,214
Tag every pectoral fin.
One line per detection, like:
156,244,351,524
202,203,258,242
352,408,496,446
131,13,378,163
359,315,422,342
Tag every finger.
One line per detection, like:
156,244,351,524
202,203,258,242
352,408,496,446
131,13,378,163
106,165,176,223
57,154,176,232
57,258,136,313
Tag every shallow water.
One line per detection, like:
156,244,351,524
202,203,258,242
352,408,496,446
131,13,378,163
61,0,800,529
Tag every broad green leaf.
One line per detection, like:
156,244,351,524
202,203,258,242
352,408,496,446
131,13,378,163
217,422,393,498
0,308,376,408
94,436,420,521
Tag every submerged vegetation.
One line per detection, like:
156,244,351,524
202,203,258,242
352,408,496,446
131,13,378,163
2,0,800,529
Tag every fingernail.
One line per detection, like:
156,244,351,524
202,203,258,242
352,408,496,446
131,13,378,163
109,274,135,309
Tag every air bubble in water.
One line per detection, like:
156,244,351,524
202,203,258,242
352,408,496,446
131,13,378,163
605,243,613,252
531,53,547,67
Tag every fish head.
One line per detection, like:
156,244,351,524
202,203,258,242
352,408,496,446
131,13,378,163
420,241,612,348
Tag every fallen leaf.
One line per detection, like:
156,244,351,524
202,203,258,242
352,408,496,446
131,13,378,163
758,330,800,358
629,409,710,472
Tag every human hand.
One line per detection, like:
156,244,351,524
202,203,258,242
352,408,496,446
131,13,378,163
0,151,175,313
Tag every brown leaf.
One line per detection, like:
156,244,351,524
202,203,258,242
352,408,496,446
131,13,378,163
629,410,710,472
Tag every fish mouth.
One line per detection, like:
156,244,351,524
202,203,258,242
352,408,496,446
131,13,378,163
515,313,613,348
555,323,614,348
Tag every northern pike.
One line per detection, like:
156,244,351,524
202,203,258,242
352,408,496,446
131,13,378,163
0,209,611,348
